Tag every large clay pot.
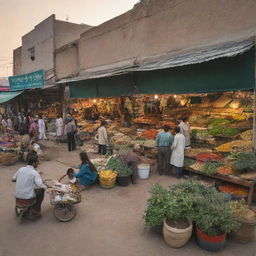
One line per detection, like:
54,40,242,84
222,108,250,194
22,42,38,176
231,209,256,243
163,219,192,248
196,225,226,252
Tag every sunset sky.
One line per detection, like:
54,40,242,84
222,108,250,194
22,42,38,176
0,0,138,77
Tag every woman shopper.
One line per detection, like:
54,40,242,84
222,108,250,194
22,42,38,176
170,126,185,179
97,121,108,155
74,152,98,190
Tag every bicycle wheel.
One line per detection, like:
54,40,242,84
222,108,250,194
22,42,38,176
54,203,76,222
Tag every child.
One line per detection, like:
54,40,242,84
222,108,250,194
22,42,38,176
67,168,77,184
58,168,77,184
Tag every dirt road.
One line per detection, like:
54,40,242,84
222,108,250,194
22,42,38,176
0,145,255,256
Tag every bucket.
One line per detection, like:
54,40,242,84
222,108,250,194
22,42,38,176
138,164,150,179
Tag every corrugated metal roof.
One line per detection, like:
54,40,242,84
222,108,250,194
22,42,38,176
57,37,255,84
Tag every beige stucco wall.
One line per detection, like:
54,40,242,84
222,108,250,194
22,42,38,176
54,20,92,49
13,47,22,75
79,0,256,71
21,15,55,74
55,42,79,80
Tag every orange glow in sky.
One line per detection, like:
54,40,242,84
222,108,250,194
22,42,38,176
0,0,138,76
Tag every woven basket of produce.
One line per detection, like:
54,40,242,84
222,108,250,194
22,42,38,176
1,153,19,166
98,170,117,189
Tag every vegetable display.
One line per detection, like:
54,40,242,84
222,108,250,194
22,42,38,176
141,130,158,140
196,153,223,162
215,140,252,153
201,162,223,176
219,185,249,197
232,152,256,172
208,125,240,137
106,155,133,177
217,166,233,175
98,170,117,179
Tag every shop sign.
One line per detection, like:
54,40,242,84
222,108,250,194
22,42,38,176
8,70,45,91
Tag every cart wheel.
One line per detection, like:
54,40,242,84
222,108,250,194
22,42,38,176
54,203,76,222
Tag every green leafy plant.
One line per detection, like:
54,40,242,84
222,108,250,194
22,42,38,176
208,125,239,137
201,162,224,176
144,184,170,227
194,190,239,236
144,181,239,236
106,155,132,177
232,152,256,172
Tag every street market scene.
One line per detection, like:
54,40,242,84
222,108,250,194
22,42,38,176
0,0,256,255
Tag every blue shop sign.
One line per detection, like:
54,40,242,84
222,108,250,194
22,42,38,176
9,70,45,91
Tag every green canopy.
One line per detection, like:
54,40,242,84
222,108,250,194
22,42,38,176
0,91,23,104
69,48,255,97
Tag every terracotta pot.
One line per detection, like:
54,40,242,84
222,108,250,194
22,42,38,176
163,219,192,248
196,225,226,252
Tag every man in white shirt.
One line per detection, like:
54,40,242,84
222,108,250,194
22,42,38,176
97,121,108,155
12,154,47,216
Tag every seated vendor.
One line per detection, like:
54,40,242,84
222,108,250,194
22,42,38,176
74,152,98,190
118,148,140,184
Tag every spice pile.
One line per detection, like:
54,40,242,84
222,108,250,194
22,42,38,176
219,184,249,197
141,130,158,140
196,153,223,162
217,166,233,175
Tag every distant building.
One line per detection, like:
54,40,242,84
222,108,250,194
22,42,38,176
13,14,92,86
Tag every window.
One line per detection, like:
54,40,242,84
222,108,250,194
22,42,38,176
28,47,35,61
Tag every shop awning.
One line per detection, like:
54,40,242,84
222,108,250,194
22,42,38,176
0,91,23,104
62,37,255,97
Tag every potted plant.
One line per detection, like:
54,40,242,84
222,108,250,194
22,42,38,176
193,189,239,252
162,189,194,248
144,184,170,234
231,200,256,243
106,155,132,186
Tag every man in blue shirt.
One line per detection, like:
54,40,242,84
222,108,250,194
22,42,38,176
156,125,173,175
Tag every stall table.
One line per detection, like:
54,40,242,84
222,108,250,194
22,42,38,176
184,167,255,205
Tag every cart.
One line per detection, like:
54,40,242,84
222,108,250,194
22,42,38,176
46,180,81,222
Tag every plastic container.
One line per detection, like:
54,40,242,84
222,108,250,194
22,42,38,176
138,164,150,179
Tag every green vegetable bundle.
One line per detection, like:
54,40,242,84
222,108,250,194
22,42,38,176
201,162,223,176
106,155,133,177
232,152,256,172
208,125,239,137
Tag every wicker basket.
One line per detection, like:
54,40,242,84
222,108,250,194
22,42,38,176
99,176,117,189
1,153,19,165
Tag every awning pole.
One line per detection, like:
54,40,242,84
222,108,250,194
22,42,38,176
253,37,256,152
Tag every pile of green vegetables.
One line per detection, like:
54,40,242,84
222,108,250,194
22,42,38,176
232,152,256,173
208,118,239,137
106,155,133,177
201,162,224,176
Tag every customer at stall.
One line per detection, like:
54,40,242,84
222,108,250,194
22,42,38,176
1,116,7,133
38,114,47,140
55,115,64,142
29,119,39,141
7,116,13,133
156,125,173,175
179,117,191,148
74,152,98,190
64,116,77,152
170,126,185,179
97,121,108,155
